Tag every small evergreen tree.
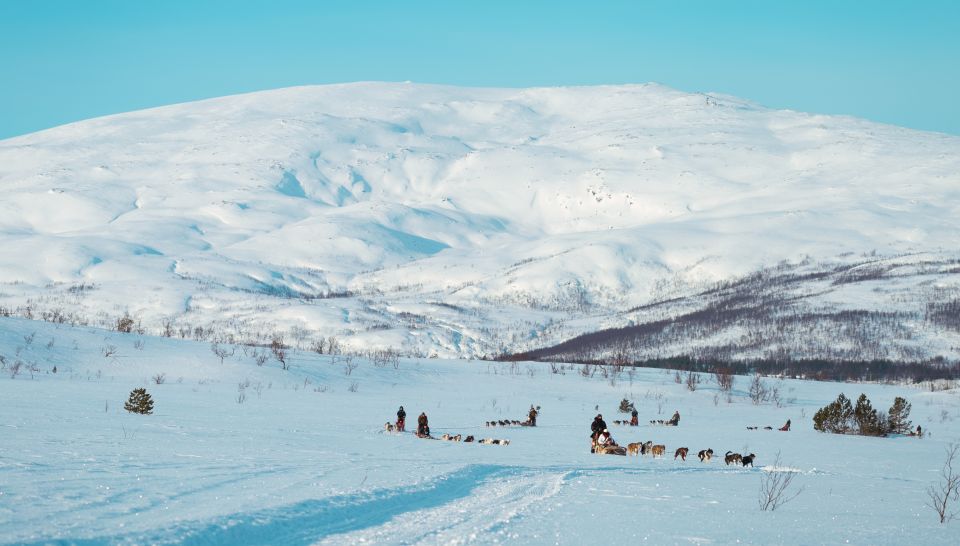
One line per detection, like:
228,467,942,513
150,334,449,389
124,387,154,415
813,393,855,433
836,393,854,433
888,396,913,434
854,394,885,436
618,398,635,414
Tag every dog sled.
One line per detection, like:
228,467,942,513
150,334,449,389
595,444,627,456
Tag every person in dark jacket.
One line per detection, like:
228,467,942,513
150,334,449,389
630,408,639,426
669,410,680,426
417,412,430,437
590,414,608,449
527,405,538,426
397,406,406,431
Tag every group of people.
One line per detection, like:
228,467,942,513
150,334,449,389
395,406,431,437
591,410,680,452
591,414,614,451
394,404,539,438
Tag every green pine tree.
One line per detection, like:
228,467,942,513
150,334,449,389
854,394,882,436
813,405,830,432
887,396,913,434
124,387,154,415
835,393,854,433
813,393,856,433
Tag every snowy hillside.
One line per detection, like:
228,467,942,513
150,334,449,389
1,317,959,544
1,82,959,360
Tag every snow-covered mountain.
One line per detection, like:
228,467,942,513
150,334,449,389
1,82,959,360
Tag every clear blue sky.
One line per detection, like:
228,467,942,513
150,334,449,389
1,0,958,139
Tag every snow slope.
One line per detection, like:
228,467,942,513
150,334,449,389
1,316,959,544
1,82,959,358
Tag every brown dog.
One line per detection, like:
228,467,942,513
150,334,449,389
627,442,642,456
674,447,689,461
651,444,666,457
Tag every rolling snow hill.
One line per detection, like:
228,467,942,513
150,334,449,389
1,82,959,360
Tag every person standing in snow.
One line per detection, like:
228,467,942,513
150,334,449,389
528,405,538,426
630,408,639,426
417,412,430,437
669,410,680,426
397,406,406,432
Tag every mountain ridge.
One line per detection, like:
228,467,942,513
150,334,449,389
1,82,958,361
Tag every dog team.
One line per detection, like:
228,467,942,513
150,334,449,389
384,405,513,445
388,405,771,464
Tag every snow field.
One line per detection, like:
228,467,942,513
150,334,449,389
1,317,959,544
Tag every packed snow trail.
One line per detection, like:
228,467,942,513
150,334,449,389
19,465,534,546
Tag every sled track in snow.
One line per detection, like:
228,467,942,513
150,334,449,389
21,464,786,545
29,465,551,546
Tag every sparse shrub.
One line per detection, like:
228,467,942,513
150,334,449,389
23,332,35,345
253,349,268,367
152,373,166,385
343,357,358,376
327,336,341,355
124,388,154,415
686,371,701,392
749,374,766,405
116,314,135,334
236,381,247,404
370,349,400,368
211,342,235,365
926,443,960,524
759,452,803,511
133,339,145,350
714,368,735,392
348,381,359,392
270,335,288,370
